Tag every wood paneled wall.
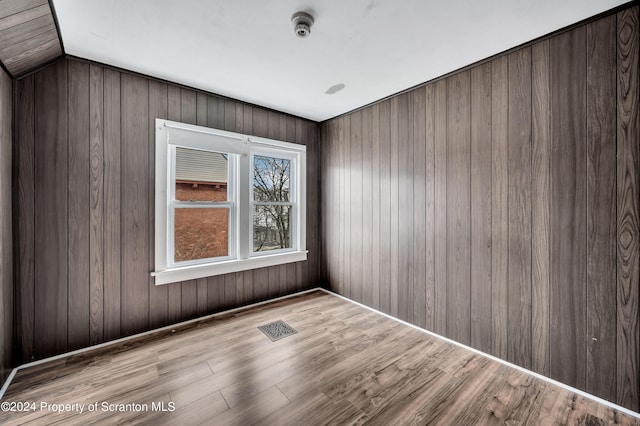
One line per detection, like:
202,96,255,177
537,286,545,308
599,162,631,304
321,6,639,411
0,67,13,385
15,58,320,362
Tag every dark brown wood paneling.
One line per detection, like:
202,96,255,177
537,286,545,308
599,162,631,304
378,102,390,315
67,60,90,351
507,47,532,369
34,59,67,358
17,76,35,362
319,4,639,413
224,274,236,310
446,71,471,345
470,63,492,354
389,97,399,317
411,88,426,328
0,0,62,76
103,68,121,341
120,73,150,336
350,110,363,304
433,79,447,336
148,80,169,329
15,57,319,366
397,94,413,323
89,64,104,345
531,40,551,377
616,6,639,411
361,107,373,307
341,115,351,299
370,104,381,311
299,120,316,291
424,86,435,330
585,14,617,402
0,67,12,383
490,55,509,360
550,26,587,390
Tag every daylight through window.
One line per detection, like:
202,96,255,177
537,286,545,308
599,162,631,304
153,119,307,285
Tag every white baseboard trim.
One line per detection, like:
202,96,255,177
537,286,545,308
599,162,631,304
318,288,640,420
0,287,321,401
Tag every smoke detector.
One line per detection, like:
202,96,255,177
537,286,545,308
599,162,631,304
291,12,314,38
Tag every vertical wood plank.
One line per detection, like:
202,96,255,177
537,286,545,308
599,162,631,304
424,85,435,330
89,64,104,345
389,97,399,317
446,72,471,345
67,60,90,351
491,56,509,359
322,120,336,285
550,27,587,389
148,80,168,328
0,67,10,379
531,40,551,376
350,110,363,303
397,93,413,323
120,73,149,336
206,275,224,312
470,63,492,354
361,107,373,307
306,119,319,289
338,116,350,297
433,79,448,336
616,6,639,411
411,88,426,328
371,104,381,311
507,48,532,369
585,15,617,401
18,76,35,361
296,119,312,290
207,96,225,130
224,99,237,131
34,59,68,357
268,266,279,299
222,277,236,310
103,68,121,341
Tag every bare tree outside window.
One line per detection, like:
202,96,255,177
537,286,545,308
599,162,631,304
253,155,292,252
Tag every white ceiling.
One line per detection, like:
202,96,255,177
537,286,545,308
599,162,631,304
52,0,628,122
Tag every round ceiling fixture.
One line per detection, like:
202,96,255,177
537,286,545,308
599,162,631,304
291,12,314,38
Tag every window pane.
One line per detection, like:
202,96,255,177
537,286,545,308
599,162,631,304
253,155,290,202
175,147,228,201
253,205,291,252
175,208,229,262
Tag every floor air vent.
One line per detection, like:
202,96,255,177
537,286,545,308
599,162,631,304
258,320,298,341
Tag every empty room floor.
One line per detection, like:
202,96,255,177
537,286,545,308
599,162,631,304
0,290,637,425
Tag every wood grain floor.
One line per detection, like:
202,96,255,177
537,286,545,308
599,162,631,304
0,290,638,425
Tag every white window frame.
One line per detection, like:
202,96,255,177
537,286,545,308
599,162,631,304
152,119,307,285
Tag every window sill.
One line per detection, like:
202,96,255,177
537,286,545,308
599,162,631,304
151,251,308,285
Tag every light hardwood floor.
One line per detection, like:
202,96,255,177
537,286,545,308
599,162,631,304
0,290,638,425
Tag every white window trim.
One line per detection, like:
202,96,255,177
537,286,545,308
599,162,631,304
152,119,307,285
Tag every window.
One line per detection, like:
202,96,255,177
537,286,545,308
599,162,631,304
153,119,306,285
